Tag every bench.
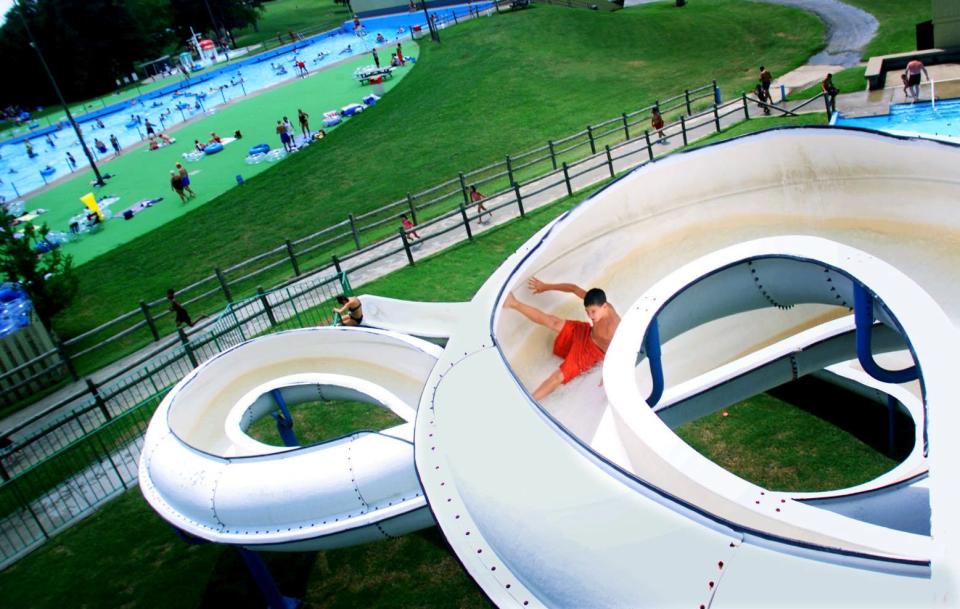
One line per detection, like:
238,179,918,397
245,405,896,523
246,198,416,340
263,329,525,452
510,0,531,9
864,48,960,90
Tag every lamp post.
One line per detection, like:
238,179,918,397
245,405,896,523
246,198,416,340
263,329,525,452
420,1,439,43
15,1,104,186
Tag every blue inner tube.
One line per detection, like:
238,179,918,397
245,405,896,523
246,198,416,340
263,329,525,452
204,142,224,155
40,166,56,176
125,121,139,128
249,144,270,156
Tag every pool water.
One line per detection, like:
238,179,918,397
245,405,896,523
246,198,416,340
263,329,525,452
0,3,491,204
834,98,960,140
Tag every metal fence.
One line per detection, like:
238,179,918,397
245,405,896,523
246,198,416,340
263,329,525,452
1,80,721,411
0,270,349,568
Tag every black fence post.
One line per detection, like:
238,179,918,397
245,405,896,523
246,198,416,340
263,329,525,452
742,93,750,120
285,240,301,276
139,300,160,341
604,145,615,177
406,192,418,224
713,103,721,132
505,155,514,186
548,140,557,170
586,125,596,154
348,213,361,249
331,254,342,274
684,89,692,114
644,130,654,161
459,172,471,206
458,203,474,241
215,267,233,302
561,162,573,196
399,228,415,266
680,115,688,146
56,340,79,381
258,287,278,327
513,182,525,217
178,327,199,368
621,113,631,140
87,378,112,422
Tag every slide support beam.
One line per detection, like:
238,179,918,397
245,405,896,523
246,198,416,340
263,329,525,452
853,283,919,384
271,389,299,447
644,317,665,407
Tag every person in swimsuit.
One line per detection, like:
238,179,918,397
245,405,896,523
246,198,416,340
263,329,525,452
503,277,620,401
904,57,929,103
334,295,363,326
759,66,773,102
470,185,491,224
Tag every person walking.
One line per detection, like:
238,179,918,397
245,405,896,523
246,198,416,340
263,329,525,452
821,73,839,113
170,170,187,202
167,289,194,328
110,133,121,155
396,42,405,66
401,214,421,241
651,107,666,144
66,151,77,169
298,109,310,138
470,185,491,224
145,118,156,136
904,57,930,103
759,66,773,103
176,162,195,198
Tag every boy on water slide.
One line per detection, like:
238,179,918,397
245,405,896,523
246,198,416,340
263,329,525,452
503,277,620,400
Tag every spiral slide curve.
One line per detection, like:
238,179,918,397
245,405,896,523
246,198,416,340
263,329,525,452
141,128,960,607
415,128,960,608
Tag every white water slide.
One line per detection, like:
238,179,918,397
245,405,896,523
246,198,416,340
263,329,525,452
140,128,960,607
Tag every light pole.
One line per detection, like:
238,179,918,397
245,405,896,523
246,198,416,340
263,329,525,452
420,1,440,43
15,1,104,186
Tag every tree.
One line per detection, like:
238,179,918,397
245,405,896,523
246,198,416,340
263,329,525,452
0,209,78,328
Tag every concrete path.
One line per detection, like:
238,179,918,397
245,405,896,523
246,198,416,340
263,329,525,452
761,0,877,67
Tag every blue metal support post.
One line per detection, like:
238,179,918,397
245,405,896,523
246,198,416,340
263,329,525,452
645,318,665,407
852,283,919,384
270,389,299,447
238,548,301,609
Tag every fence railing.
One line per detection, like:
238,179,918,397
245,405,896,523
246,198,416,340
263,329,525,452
0,270,350,568
0,83,831,569
1,80,719,410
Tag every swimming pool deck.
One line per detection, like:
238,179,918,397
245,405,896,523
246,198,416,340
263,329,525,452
834,63,960,118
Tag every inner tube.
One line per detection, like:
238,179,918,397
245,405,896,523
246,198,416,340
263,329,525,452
125,121,139,128
266,149,286,161
40,166,56,176
245,154,266,165
204,142,224,155
248,144,270,156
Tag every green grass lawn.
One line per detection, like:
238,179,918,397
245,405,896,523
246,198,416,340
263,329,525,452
791,66,868,98
845,0,930,59
232,0,353,48
0,126,902,604
246,400,405,446
675,393,898,492
49,1,823,366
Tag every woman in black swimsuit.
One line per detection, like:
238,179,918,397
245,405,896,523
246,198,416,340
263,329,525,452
334,295,363,326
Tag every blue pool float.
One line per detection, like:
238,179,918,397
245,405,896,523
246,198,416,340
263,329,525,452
248,143,270,156
204,142,224,155
40,165,56,177
125,120,139,128
322,115,342,127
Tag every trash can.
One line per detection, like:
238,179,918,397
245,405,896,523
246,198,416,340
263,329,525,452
369,75,385,97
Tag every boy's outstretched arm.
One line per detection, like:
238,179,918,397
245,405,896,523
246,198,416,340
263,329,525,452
528,277,586,299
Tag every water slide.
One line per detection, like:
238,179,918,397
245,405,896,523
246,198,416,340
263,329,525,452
141,127,960,606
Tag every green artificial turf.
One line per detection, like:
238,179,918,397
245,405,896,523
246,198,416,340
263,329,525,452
26,47,417,265
48,2,823,359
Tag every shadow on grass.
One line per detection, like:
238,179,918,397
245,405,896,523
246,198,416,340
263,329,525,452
199,549,317,609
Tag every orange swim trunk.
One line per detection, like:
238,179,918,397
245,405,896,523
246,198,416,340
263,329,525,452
553,320,606,384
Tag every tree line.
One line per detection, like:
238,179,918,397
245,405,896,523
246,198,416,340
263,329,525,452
0,0,265,110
